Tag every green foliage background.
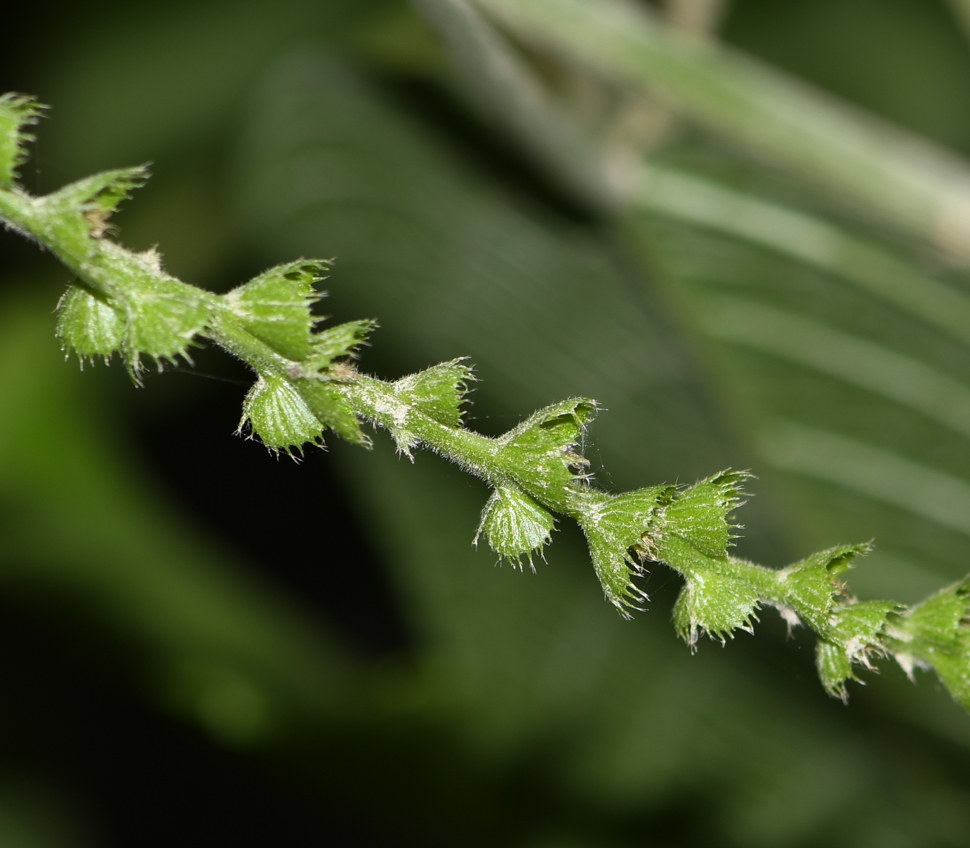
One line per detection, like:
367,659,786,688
4,0,970,844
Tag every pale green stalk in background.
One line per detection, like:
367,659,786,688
466,0,970,264
413,0,970,344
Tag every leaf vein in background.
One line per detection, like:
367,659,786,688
762,421,970,540
698,294,970,439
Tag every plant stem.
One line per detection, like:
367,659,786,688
4,91,970,710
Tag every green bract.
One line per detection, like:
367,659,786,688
240,375,325,455
0,93,43,188
225,260,330,362
578,486,668,614
3,91,970,711
55,285,125,363
887,578,970,710
476,485,555,568
492,398,596,509
385,359,473,456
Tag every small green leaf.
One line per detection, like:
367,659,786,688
40,167,149,241
669,548,765,644
774,543,871,634
828,600,900,652
55,260,213,377
55,284,124,363
652,472,763,642
298,379,370,447
120,272,215,376
475,484,555,568
922,632,970,713
239,374,324,454
226,260,330,361
773,544,893,699
891,577,970,653
816,640,854,701
661,470,749,558
385,359,474,455
578,486,671,615
11,163,211,375
889,577,970,710
815,601,898,701
308,318,376,372
494,398,597,509
395,358,472,429
0,93,44,188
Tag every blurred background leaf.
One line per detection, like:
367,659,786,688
5,0,970,845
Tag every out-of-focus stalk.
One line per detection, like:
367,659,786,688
468,0,970,265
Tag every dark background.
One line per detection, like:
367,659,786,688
3,1,970,845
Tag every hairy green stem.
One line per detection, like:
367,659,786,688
2,91,969,711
